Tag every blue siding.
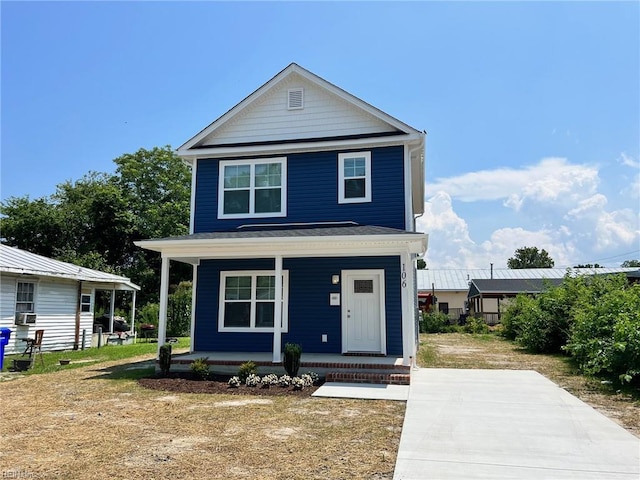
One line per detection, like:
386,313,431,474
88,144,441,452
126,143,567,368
193,145,406,232
194,256,403,355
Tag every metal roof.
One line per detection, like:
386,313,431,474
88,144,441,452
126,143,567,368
417,268,637,291
0,245,139,291
468,278,565,298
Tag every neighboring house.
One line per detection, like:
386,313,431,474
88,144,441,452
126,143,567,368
0,245,139,354
418,267,638,323
136,63,427,366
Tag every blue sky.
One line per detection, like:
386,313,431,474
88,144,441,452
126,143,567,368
2,1,639,268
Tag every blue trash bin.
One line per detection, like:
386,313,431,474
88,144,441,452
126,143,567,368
0,327,11,370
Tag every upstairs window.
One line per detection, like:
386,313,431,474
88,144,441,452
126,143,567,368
218,158,287,218
338,152,371,203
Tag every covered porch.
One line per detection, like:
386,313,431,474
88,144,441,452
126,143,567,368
135,225,427,368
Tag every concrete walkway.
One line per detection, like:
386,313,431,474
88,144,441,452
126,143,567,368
394,369,640,479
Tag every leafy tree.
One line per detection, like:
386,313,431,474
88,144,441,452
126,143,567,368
574,264,603,268
507,246,555,269
416,258,426,269
621,259,640,267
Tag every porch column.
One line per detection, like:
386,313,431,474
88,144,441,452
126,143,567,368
272,255,283,363
109,289,116,332
130,290,137,337
157,256,170,357
401,251,416,366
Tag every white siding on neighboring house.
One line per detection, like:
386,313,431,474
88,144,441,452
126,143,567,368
0,274,94,354
201,74,396,146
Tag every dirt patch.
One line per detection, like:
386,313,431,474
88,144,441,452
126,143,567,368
138,373,322,397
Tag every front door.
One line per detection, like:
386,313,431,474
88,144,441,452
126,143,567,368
342,270,386,354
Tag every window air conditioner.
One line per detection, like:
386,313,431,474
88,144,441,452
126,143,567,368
15,313,37,325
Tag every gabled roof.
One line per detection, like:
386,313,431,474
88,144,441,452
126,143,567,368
0,244,139,291
418,268,638,291
468,278,564,298
178,63,424,156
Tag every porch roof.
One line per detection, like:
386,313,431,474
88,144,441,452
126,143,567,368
135,225,427,263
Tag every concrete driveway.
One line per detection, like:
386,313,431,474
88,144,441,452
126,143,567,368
394,369,640,479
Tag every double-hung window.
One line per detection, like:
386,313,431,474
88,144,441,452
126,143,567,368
338,151,371,203
218,157,287,218
218,271,289,332
16,282,35,313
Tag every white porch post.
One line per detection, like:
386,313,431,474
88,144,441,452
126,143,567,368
130,290,137,336
157,256,170,356
401,251,416,366
272,255,283,363
109,289,116,333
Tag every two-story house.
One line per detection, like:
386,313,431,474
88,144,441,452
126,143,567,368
136,63,427,367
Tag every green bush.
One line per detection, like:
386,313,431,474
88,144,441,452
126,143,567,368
283,343,302,377
464,315,490,334
190,357,210,380
420,312,451,333
565,277,640,383
238,361,257,382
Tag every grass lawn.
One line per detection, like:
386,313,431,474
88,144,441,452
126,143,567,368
0,340,404,480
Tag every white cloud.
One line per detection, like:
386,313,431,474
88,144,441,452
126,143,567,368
419,157,639,269
426,157,599,211
619,152,640,169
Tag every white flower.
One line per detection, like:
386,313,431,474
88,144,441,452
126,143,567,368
228,376,241,388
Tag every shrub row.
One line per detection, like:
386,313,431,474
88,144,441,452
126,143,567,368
501,273,640,384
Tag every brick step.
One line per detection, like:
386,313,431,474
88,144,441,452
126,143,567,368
325,371,411,385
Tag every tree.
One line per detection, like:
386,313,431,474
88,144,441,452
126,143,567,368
574,264,603,268
621,259,640,268
507,246,555,269
0,145,192,305
416,258,426,269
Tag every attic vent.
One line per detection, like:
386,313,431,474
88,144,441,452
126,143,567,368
288,88,304,110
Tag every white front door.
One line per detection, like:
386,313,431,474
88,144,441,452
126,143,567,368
342,270,386,354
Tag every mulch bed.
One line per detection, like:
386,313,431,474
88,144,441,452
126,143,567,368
138,373,324,397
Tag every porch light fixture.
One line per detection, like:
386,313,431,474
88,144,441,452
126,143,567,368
332,275,340,285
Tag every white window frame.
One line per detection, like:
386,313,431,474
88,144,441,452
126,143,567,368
338,151,372,204
15,281,36,313
218,270,289,333
217,157,287,219
81,290,93,313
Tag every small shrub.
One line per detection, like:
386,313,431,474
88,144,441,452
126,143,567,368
421,312,451,333
464,316,490,334
238,361,258,382
300,374,314,388
245,373,261,387
278,374,292,387
190,357,210,380
305,371,319,385
261,373,279,387
158,344,172,376
228,376,241,388
291,376,306,390
283,343,302,377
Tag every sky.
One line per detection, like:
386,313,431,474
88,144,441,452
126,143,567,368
1,1,639,269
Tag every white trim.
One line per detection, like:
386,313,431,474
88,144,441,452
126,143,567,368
403,144,413,230
401,252,416,366
341,269,386,354
217,157,287,219
217,270,289,333
178,134,422,163
272,256,283,362
137,234,427,262
338,151,371,204
189,159,197,234
190,263,198,352
157,257,170,357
